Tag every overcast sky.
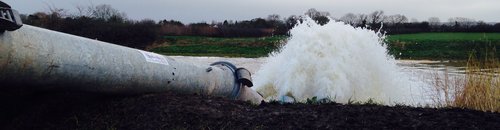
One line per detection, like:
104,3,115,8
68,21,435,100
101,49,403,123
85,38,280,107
3,0,500,23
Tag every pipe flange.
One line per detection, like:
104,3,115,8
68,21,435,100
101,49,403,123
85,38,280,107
210,61,241,99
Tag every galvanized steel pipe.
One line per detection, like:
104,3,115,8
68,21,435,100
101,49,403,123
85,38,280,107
0,25,263,104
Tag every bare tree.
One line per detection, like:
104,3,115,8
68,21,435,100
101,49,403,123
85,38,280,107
368,10,385,25
428,17,441,27
40,1,69,18
267,14,281,21
267,14,283,28
385,14,408,25
90,4,127,21
305,8,330,25
357,14,368,26
448,17,477,28
75,5,93,17
339,13,358,25
43,2,67,18
305,8,320,18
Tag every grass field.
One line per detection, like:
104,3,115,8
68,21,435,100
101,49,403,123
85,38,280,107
149,36,287,58
387,33,500,43
386,33,500,60
148,33,500,59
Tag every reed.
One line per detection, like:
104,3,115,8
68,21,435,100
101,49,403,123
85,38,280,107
455,53,500,112
431,51,500,112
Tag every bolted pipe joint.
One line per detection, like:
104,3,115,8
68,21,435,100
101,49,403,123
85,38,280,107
210,61,263,104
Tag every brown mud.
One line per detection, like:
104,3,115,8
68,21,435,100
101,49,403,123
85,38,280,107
1,91,499,129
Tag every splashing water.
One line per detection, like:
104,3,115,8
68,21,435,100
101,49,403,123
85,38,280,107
253,19,426,105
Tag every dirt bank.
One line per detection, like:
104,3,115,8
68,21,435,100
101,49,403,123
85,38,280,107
1,91,499,129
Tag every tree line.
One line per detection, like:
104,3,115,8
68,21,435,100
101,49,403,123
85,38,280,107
21,4,158,49
338,10,500,34
20,4,500,49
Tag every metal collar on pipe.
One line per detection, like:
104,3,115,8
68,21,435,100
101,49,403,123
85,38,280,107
210,61,257,102
210,61,241,99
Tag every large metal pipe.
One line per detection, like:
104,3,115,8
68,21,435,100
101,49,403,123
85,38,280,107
0,22,263,104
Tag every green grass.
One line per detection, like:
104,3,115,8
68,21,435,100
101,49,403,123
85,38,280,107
386,33,500,60
151,44,275,58
150,36,287,58
150,33,500,59
163,36,286,45
387,33,500,43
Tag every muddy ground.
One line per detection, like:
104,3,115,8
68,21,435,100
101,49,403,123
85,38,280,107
1,91,499,130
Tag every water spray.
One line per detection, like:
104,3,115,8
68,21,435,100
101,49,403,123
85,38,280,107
253,18,424,105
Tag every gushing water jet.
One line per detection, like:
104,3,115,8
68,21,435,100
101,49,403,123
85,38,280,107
253,18,425,105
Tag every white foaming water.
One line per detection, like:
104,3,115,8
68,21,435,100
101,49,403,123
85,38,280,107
253,19,427,105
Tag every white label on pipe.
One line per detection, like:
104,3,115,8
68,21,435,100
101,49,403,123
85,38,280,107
138,50,169,65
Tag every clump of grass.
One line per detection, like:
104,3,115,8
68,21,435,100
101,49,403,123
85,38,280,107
431,50,500,112
455,53,500,112
306,96,319,104
346,98,381,106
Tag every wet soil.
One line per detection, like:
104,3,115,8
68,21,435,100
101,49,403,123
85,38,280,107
1,91,499,129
